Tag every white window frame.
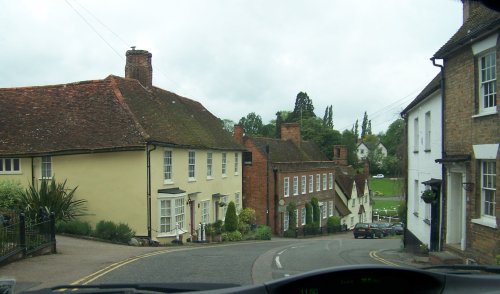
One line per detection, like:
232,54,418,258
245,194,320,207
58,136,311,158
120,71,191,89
41,156,52,179
222,153,227,177
234,153,239,175
478,50,497,114
308,175,314,193
206,152,213,179
295,209,299,227
293,176,299,195
235,192,241,212
482,161,496,218
424,111,431,152
164,150,173,184
188,151,196,181
284,177,290,197
0,158,21,174
322,174,327,190
316,174,321,191
301,207,306,225
301,176,307,194
158,194,186,237
329,200,334,216
201,200,210,224
321,202,327,219
328,173,333,190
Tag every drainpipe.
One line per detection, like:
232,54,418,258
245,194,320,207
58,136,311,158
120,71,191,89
31,157,35,187
146,143,157,239
266,145,270,226
431,57,445,252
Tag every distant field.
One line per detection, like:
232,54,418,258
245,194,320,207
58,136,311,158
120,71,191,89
373,199,402,211
370,178,404,196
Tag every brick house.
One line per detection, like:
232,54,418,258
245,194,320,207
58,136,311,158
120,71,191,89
432,1,499,264
234,123,357,234
0,49,244,243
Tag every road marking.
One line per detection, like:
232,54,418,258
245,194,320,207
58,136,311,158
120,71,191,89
369,250,399,267
277,249,287,255
275,256,282,269
71,240,289,286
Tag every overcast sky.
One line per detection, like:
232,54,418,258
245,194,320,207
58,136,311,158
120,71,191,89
0,0,463,134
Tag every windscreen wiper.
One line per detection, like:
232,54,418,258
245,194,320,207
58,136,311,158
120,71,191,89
422,265,500,274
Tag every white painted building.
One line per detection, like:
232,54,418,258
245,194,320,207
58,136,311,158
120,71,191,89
401,74,442,250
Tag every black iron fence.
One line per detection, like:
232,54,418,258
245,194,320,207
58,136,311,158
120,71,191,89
0,211,56,264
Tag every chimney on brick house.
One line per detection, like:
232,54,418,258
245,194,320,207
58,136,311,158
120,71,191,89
363,160,370,177
281,123,301,147
462,0,481,23
233,125,244,144
125,48,153,88
332,145,348,166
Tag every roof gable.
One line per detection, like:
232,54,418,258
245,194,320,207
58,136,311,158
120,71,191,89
250,136,328,163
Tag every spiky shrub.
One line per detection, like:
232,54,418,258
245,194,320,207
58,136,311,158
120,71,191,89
19,178,87,222
224,201,238,232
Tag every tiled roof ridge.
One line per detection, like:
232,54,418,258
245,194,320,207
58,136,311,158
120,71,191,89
107,75,150,140
0,77,107,91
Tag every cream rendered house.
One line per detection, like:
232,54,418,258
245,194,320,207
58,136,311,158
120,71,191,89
334,167,372,228
0,49,243,243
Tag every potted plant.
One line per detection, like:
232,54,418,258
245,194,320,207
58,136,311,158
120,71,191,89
421,190,436,204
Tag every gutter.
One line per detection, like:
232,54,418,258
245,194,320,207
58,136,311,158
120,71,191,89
146,143,157,239
431,57,445,252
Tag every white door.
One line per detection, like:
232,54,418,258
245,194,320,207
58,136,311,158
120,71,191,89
446,171,466,250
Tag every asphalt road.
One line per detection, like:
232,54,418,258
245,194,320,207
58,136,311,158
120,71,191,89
88,233,402,287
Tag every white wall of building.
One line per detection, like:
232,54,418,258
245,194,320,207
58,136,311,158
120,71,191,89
406,90,442,246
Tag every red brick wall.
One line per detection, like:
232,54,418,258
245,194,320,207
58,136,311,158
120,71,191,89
125,49,153,88
442,41,500,264
281,123,301,146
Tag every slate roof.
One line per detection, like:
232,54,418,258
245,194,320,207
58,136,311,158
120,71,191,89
0,75,242,156
401,74,441,116
249,136,328,163
433,5,500,59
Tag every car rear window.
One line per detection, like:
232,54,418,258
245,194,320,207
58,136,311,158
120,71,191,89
355,223,368,229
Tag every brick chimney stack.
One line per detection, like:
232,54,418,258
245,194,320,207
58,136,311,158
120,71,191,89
125,48,153,88
233,125,244,144
281,123,301,147
332,145,348,166
462,0,481,23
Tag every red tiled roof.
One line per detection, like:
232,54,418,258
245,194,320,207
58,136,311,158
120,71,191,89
0,75,242,156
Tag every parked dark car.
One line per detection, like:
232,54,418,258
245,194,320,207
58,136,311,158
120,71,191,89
353,223,383,239
377,222,395,237
391,223,404,235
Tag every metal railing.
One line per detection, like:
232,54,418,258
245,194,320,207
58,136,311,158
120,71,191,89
0,212,56,264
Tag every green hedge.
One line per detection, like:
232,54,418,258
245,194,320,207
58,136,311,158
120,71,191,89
56,219,92,236
93,220,135,244
255,225,272,240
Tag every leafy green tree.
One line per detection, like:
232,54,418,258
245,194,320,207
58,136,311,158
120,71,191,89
221,119,236,133
0,180,23,210
311,197,320,224
361,111,369,138
20,178,87,222
305,202,313,225
261,122,276,138
341,129,359,166
352,119,359,141
287,202,297,229
379,118,404,156
238,207,256,225
322,105,333,129
301,117,341,160
224,201,238,232
275,111,283,138
239,112,263,136
288,92,315,122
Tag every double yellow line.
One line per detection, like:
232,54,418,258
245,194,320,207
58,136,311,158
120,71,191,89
369,250,399,267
